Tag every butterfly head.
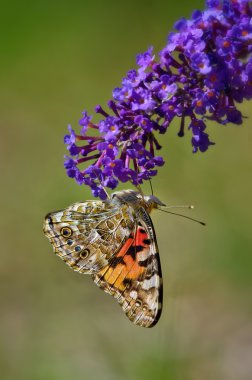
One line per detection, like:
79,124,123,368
143,194,166,213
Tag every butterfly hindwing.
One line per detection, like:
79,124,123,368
93,207,163,328
43,200,135,274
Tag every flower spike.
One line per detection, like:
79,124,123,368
64,0,252,199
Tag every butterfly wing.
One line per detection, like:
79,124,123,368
43,200,135,274
93,207,163,328
44,196,163,327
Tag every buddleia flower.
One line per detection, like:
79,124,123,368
64,0,252,199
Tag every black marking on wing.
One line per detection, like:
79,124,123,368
109,256,125,268
122,278,133,289
143,238,151,245
124,245,144,261
138,253,158,268
47,216,54,230
139,228,146,234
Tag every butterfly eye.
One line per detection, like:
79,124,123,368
60,227,72,238
80,248,90,259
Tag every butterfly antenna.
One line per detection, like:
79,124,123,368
100,184,111,199
163,204,195,210
148,178,154,196
134,161,145,199
158,206,206,226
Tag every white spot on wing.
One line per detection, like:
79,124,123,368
129,290,138,299
142,274,159,290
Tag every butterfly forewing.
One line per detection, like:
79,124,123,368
93,208,162,328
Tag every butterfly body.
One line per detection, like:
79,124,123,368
43,190,163,327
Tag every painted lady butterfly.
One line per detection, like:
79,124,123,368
43,189,165,328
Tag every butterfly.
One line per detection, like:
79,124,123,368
43,189,165,327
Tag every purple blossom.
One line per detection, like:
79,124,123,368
189,119,214,152
191,53,212,75
131,88,157,112
64,125,76,145
136,46,155,70
79,111,92,134
64,0,252,198
98,117,120,142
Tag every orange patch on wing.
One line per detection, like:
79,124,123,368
117,236,134,257
97,225,151,291
127,258,145,280
113,267,131,290
114,227,150,285
98,235,135,290
104,264,125,285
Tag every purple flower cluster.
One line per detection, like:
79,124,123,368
64,0,252,199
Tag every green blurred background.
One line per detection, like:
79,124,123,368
1,1,252,379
